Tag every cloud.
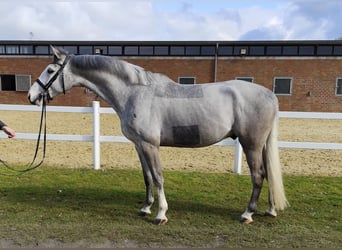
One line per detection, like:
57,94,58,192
0,1,341,41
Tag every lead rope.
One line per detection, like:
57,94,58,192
0,95,47,175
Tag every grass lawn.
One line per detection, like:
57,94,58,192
0,167,341,248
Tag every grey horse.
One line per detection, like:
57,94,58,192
28,46,288,225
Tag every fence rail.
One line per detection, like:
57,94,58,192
0,102,341,174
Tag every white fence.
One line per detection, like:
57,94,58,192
0,101,341,174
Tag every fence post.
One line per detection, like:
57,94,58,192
92,101,101,170
234,138,242,174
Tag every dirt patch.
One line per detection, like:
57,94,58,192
0,110,341,176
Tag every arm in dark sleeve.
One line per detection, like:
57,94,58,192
0,120,7,130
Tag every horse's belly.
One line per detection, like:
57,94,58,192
160,124,229,147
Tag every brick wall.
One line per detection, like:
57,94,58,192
0,56,341,111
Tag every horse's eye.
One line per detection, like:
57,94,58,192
47,68,54,74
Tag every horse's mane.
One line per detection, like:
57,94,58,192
70,55,175,86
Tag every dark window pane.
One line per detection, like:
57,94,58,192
236,77,253,83
63,46,78,54
1,75,16,91
35,45,50,54
124,46,138,55
154,46,168,55
218,46,233,56
249,46,264,56
274,78,292,95
139,46,154,56
283,46,298,56
0,46,4,54
299,46,315,56
20,45,33,54
333,46,342,56
79,46,93,55
94,46,107,55
317,46,333,56
201,46,216,56
6,45,19,54
336,78,342,95
266,46,282,56
186,46,200,56
179,77,195,84
170,46,185,56
108,46,122,55
234,46,248,55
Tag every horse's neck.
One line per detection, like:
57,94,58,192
71,68,131,114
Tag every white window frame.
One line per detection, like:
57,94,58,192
178,76,196,85
273,77,293,96
335,78,342,96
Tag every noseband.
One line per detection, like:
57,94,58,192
36,55,71,99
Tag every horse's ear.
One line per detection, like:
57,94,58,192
50,45,67,60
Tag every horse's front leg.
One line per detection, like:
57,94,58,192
136,145,154,216
136,141,168,225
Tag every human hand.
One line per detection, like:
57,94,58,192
2,126,16,138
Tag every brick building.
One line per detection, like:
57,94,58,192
0,40,341,112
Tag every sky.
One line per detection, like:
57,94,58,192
0,0,341,41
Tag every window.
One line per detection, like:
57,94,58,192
6,45,19,54
15,75,31,91
108,46,122,55
333,46,342,56
63,46,78,54
79,46,93,55
336,78,342,96
35,45,50,55
234,46,248,56
0,75,16,91
218,46,233,56
0,74,31,91
317,46,333,56
299,46,315,56
201,46,216,56
266,46,282,56
185,46,200,56
170,46,185,56
94,46,107,55
236,77,254,83
154,46,169,56
283,46,298,56
178,77,195,85
139,46,154,56
124,46,138,55
0,46,4,54
20,45,33,54
273,77,292,95
249,46,264,56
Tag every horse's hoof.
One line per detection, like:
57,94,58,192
264,209,277,218
139,211,149,217
153,218,168,225
240,217,253,224
264,211,277,218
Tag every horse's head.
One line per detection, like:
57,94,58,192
28,46,72,106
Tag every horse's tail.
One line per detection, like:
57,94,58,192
265,112,289,211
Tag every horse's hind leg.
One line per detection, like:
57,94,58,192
136,145,154,216
240,146,265,224
135,141,168,225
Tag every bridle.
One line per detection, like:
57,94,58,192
36,55,72,100
0,55,71,175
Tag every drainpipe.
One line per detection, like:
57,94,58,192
214,42,219,82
